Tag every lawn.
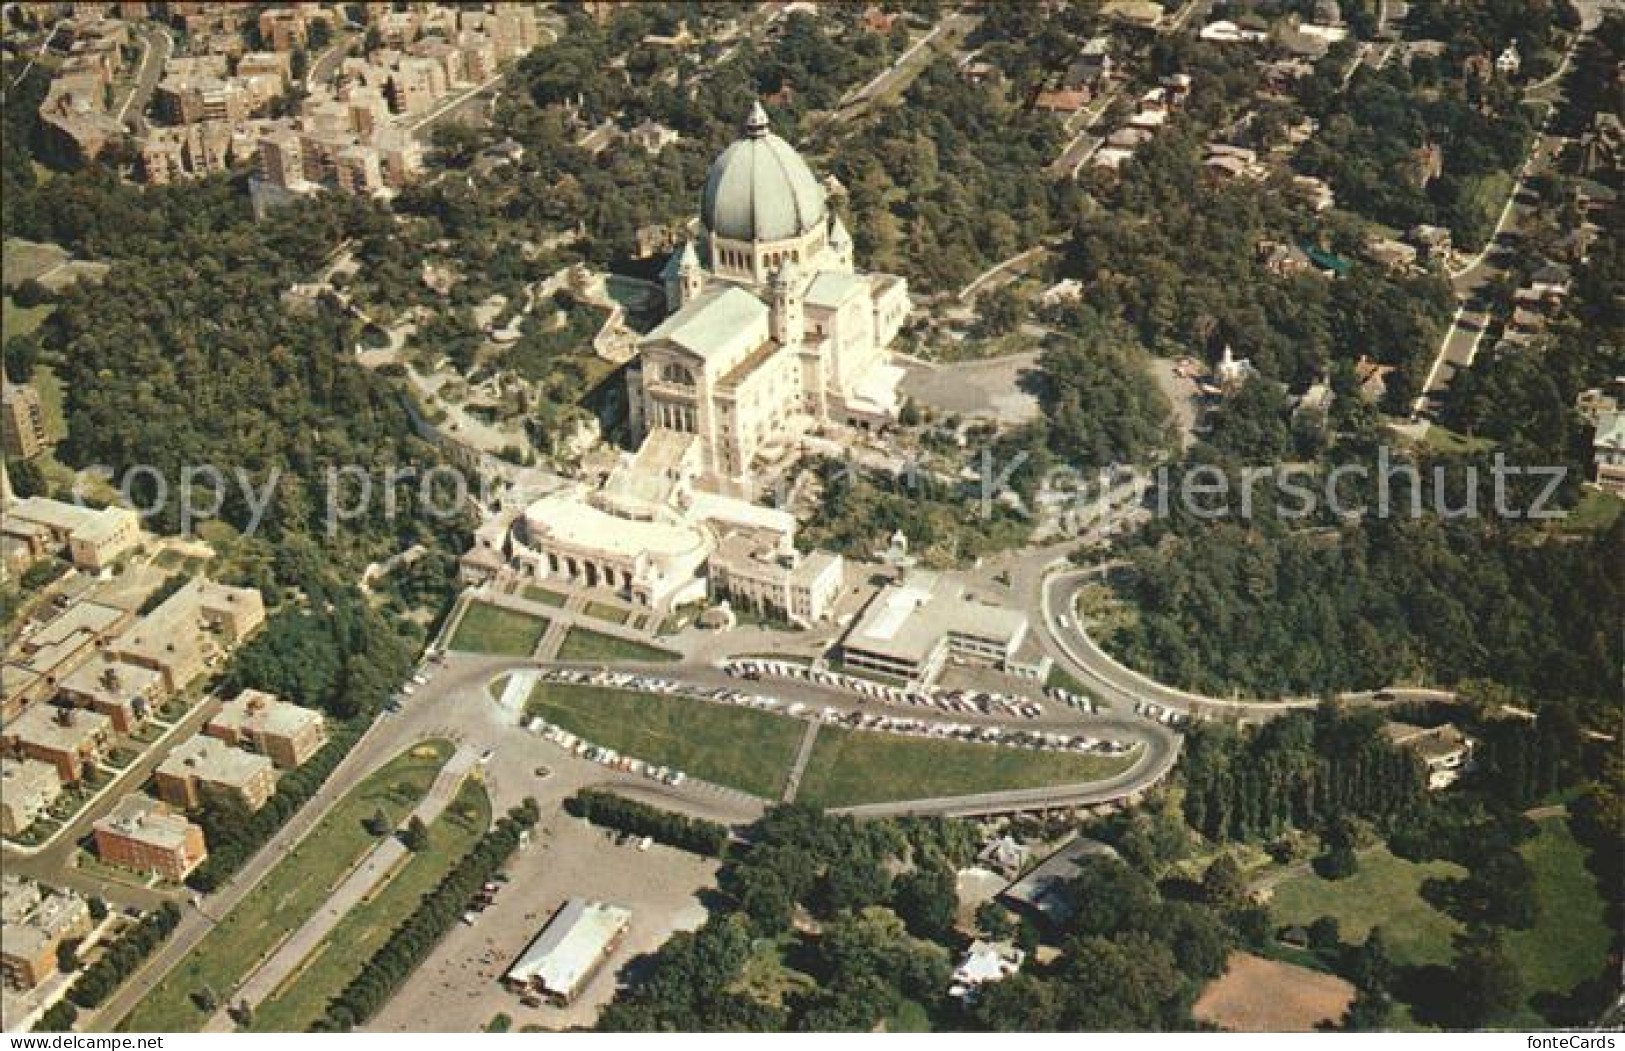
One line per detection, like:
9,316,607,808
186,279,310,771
582,600,633,625
248,778,493,1032
796,729,1140,809
447,601,548,657
1417,423,1497,456
525,682,801,798
121,741,456,1033
2,295,53,341
1506,817,1612,1003
1268,846,1465,967
521,585,567,607
555,626,677,663
1558,489,1624,533
2,237,69,283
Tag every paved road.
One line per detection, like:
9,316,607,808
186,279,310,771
836,12,977,117
305,32,355,93
1034,563,1453,722
1412,31,1585,418
3,693,226,907
116,24,172,128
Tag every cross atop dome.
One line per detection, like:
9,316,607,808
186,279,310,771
744,99,771,138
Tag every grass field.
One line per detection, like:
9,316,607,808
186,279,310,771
1268,846,1465,967
796,729,1139,809
2,296,53,341
1558,489,1624,533
248,778,492,1032
1193,951,1355,1033
1507,817,1612,1002
555,626,677,663
582,600,633,625
121,741,456,1032
2,237,69,283
525,682,801,798
521,585,567,607
447,601,548,657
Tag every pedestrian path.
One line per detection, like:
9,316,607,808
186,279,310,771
781,720,821,804
203,747,477,1030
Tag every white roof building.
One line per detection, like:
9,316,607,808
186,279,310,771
949,939,1025,1001
505,899,632,1005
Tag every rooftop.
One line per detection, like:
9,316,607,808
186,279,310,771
93,794,196,851
843,572,1030,664
3,704,110,751
159,734,274,788
208,689,324,740
1001,835,1121,922
643,285,769,364
506,898,632,995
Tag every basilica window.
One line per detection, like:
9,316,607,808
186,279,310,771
660,362,695,386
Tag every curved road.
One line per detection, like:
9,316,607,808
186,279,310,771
1034,563,1455,722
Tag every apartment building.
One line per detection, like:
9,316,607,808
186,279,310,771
0,760,63,837
206,689,327,768
0,704,112,783
107,577,266,693
1,380,49,460
92,795,208,881
4,497,142,571
155,734,276,812
57,653,165,733
0,876,90,990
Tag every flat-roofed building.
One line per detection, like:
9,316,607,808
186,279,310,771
205,689,326,768
840,571,1036,684
1,876,90,990
1,598,132,720
107,578,265,693
156,734,276,811
92,794,207,881
504,899,632,1005
1,704,111,783
3,497,141,571
708,531,842,626
57,654,164,732
0,759,63,837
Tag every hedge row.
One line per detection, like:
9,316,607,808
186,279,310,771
565,789,729,857
314,799,539,1030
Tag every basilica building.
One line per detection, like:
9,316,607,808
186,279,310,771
478,104,905,617
626,101,911,488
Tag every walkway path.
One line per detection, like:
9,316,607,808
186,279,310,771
203,748,477,1029
780,720,821,803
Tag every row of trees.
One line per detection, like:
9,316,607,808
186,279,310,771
315,799,540,1031
1179,707,1430,844
565,789,729,856
187,729,347,892
35,903,183,1030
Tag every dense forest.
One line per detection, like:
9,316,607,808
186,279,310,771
1061,129,1457,397
1106,511,1621,715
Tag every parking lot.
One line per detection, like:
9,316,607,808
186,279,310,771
534,665,1134,767
365,807,720,1033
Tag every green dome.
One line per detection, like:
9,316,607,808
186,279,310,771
701,103,827,243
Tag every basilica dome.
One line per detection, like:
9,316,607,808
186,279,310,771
700,102,827,243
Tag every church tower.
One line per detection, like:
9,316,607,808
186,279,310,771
771,260,803,346
662,240,703,313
